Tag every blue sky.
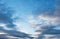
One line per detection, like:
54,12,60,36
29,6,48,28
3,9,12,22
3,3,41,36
5,0,60,34
6,0,37,34
0,0,60,36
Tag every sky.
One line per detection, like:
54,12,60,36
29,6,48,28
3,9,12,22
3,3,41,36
0,0,60,37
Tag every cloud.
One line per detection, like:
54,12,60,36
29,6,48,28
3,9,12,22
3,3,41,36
38,14,60,26
37,0,60,26
0,0,16,29
30,0,60,38
34,7,60,39
31,0,60,27
0,27,30,38
0,8,15,28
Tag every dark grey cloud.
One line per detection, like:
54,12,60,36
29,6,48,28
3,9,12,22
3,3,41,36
0,27,31,39
0,0,15,28
37,25,60,39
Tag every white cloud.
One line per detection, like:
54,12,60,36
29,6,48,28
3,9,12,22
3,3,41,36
0,23,6,27
0,23,14,30
38,14,60,26
0,31,7,34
